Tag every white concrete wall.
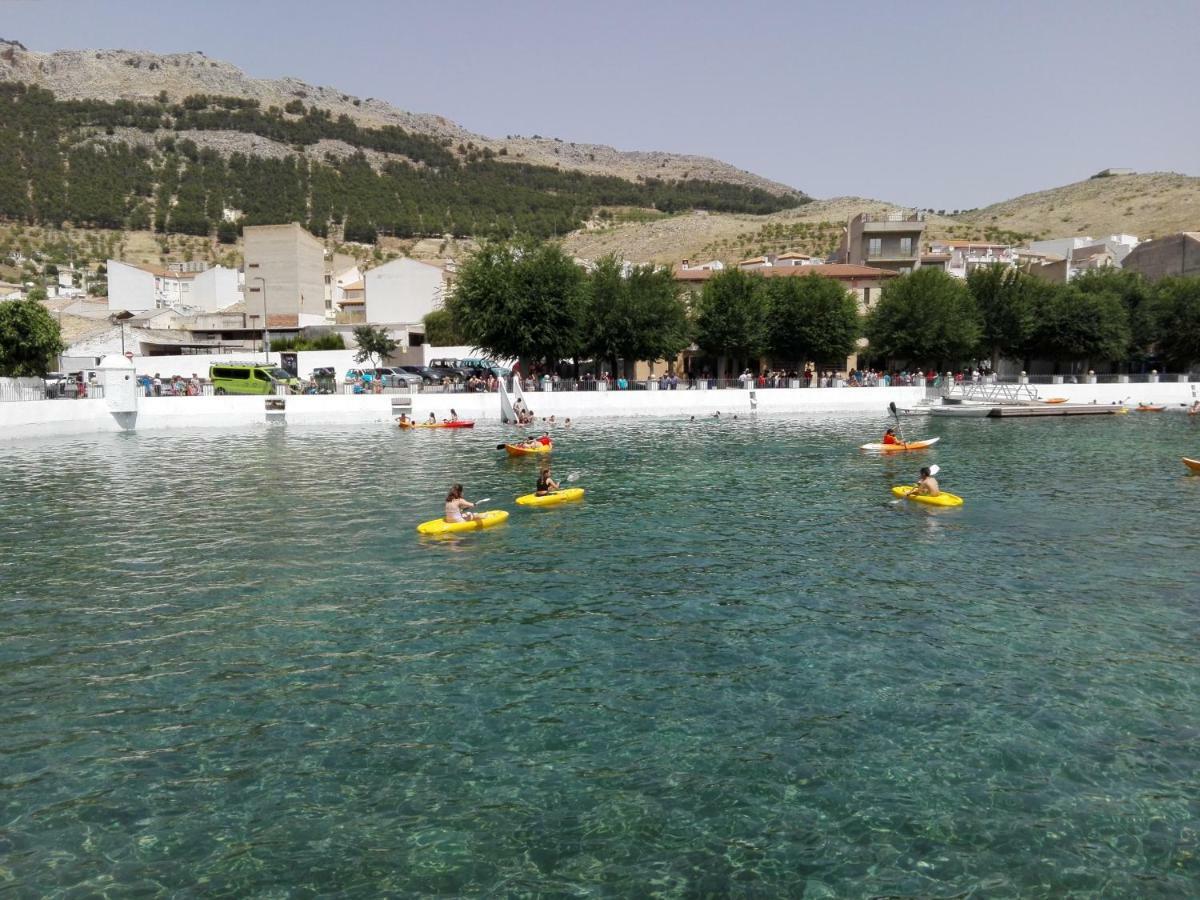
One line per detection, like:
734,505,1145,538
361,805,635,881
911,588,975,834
365,258,443,325
190,266,241,312
107,260,155,312
2,381,1195,442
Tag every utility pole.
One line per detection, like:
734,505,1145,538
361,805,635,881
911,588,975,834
252,276,270,362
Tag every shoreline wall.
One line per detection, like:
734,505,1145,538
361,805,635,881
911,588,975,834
0,382,1195,442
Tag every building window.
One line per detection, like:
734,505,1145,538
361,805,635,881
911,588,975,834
868,238,882,258
863,287,871,306
900,237,912,256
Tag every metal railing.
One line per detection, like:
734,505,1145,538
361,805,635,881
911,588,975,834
1,378,106,401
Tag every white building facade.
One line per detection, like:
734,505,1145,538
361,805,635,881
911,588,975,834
364,258,446,325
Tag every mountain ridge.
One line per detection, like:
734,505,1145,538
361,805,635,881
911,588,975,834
0,39,801,198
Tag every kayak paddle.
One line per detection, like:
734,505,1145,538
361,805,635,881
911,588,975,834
888,401,909,445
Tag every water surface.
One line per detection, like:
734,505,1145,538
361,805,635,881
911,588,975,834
2,413,1198,895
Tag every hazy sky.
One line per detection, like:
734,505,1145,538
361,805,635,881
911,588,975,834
3,0,1197,208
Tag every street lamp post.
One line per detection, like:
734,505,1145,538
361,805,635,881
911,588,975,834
252,276,270,362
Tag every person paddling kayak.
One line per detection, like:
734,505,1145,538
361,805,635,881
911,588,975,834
535,467,560,496
882,428,902,446
444,483,476,522
913,466,940,497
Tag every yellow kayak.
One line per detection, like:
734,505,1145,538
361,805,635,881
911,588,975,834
416,509,509,535
516,487,585,507
891,485,964,507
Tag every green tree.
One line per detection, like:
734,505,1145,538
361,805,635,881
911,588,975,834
1072,268,1153,361
967,264,1034,371
1147,277,1200,371
583,257,690,376
0,299,65,376
765,273,859,366
693,268,767,377
216,219,239,244
865,268,981,368
447,239,585,369
422,308,465,346
352,324,398,369
1027,283,1130,372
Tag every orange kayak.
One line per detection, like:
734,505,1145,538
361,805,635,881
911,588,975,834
1184,457,1200,473
1136,405,1166,412
505,441,552,456
1043,397,1068,404
859,437,941,452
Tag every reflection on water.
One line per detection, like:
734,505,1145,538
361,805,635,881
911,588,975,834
1,413,1198,895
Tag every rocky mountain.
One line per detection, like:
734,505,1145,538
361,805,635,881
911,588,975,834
0,39,800,198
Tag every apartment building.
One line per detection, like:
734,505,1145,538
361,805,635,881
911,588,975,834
838,211,926,274
242,223,327,328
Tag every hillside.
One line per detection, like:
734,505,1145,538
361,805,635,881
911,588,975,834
0,39,799,198
954,173,1200,241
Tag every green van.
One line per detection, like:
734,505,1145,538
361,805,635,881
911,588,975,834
209,362,300,395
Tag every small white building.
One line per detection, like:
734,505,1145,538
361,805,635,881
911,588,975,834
364,258,446,326
107,260,240,313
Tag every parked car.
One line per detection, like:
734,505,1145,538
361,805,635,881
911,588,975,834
423,363,466,384
397,365,442,385
343,367,421,388
428,358,474,380
210,362,300,395
459,357,512,378
374,367,422,387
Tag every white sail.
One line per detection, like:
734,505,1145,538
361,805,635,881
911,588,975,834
511,373,530,418
498,379,516,424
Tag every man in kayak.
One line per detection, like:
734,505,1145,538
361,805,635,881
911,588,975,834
537,431,552,446
397,413,411,427
535,467,559,496
444,484,476,522
882,428,903,446
913,466,940,497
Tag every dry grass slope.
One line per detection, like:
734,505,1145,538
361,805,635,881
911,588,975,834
956,173,1200,240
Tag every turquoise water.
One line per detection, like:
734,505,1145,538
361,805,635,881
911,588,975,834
2,413,1199,896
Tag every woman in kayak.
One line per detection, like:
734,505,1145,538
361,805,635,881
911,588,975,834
447,409,459,422
427,412,437,424
444,484,476,522
535,467,560,496
913,466,940,497
882,428,902,446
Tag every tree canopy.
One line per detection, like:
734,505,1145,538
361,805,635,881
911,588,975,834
1027,283,1130,368
693,268,768,375
0,299,65,377
583,256,690,376
1147,277,1200,370
447,240,586,367
866,268,981,368
765,273,860,365
352,324,399,369
422,308,466,346
967,264,1035,369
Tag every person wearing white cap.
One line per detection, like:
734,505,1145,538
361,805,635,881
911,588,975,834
913,464,941,497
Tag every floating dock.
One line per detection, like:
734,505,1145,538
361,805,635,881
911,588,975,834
987,404,1125,418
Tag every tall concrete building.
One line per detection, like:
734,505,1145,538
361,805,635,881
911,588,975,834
1121,233,1200,282
243,224,327,327
838,211,926,275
